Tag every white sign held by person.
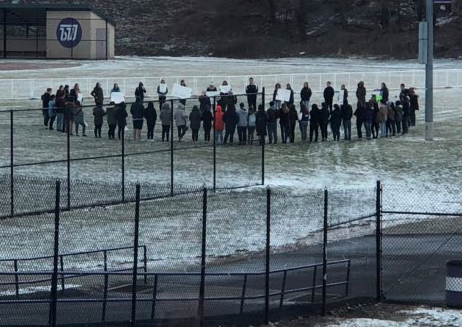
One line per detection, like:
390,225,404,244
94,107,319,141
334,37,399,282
172,83,192,99
276,89,291,102
206,91,219,97
110,92,125,104
158,84,167,94
77,93,84,104
219,85,231,94
338,90,345,104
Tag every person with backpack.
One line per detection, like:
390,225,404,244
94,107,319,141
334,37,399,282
320,102,330,141
93,105,106,138
309,104,320,142
106,102,117,139
245,77,258,110
247,107,257,145
237,103,248,145
131,98,145,141
174,103,189,141
300,82,312,110
266,101,278,144
91,83,104,106
202,105,213,142
41,88,52,128
341,100,353,140
48,95,56,130
144,102,157,140
214,105,225,144
160,102,172,142
298,105,309,141
323,82,335,112
189,105,202,142
223,105,239,144
115,102,128,140
330,104,342,141
256,104,267,146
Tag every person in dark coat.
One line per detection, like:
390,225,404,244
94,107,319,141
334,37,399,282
300,82,312,109
157,79,168,106
288,104,298,143
380,83,389,103
341,100,353,140
320,102,330,141
93,105,106,138
279,103,290,143
364,103,373,140
218,80,230,111
256,104,267,146
135,82,146,102
106,102,117,139
115,102,128,140
330,104,342,141
298,105,309,141
130,99,145,141
202,105,213,142
399,83,410,133
91,83,104,106
409,87,419,127
284,84,294,106
189,105,202,142
266,101,279,144
309,104,320,142
323,82,335,112
223,105,239,144
354,103,365,139
246,77,258,110
144,102,157,140
356,81,366,107
41,88,52,127
199,91,211,115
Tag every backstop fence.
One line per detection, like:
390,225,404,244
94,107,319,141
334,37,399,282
0,178,461,326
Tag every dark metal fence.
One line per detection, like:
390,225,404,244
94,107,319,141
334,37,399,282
0,91,266,218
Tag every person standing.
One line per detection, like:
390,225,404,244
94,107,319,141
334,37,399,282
354,103,365,139
380,83,389,103
340,84,348,103
356,81,366,107
70,84,80,104
266,101,278,144
55,94,66,132
284,84,294,106
199,91,211,115
218,80,230,111
237,103,248,145
144,102,157,140
223,105,239,145
202,105,213,142
371,102,380,139
300,82,312,110
48,95,56,130
64,97,75,135
41,88,52,128
330,104,342,141
106,102,117,139
189,105,202,142
320,103,330,141
93,105,106,138
214,105,225,144
130,98,145,141
298,105,309,141
246,77,258,111
394,101,403,135
174,103,188,141
179,80,187,106
323,82,335,112
256,104,267,146
111,83,121,94
160,102,171,142
73,101,86,137
386,102,396,137
409,87,419,126
91,83,104,106
288,104,298,143
272,83,282,110
341,100,353,140
279,103,290,143
309,104,320,142
364,103,373,140
399,83,410,133
378,100,388,137
157,79,168,106
135,82,146,102
115,102,128,140
247,107,257,145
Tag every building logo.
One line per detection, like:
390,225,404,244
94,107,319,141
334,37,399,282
56,18,82,48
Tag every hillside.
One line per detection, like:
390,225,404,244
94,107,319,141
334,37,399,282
3,0,462,59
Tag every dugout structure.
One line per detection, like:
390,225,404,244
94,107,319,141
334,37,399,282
0,3,115,59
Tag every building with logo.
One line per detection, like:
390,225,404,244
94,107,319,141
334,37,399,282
0,3,115,59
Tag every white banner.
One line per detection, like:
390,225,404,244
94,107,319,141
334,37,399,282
219,85,231,94
158,84,167,94
338,90,345,104
276,89,291,102
206,91,219,97
110,92,125,104
172,83,192,99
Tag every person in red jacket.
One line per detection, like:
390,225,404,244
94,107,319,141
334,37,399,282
214,105,224,144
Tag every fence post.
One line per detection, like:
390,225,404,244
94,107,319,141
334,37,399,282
212,97,217,193
49,180,61,327
66,108,71,210
322,189,328,316
10,110,13,217
198,186,207,327
376,180,382,301
121,126,125,202
131,183,141,327
170,99,174,196
265,186,271,324
261,88,265,186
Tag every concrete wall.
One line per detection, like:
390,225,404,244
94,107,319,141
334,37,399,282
46,10,114,59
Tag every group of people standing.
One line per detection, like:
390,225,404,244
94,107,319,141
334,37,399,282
39,78,419,144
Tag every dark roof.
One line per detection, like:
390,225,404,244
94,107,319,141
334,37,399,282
0,3,115,26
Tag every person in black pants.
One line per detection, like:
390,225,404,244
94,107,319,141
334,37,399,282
320,102,330,141
223,105,239,144
144,102,157,140
309,104,320,142
323,82,335,112
245,77,258,111
288,105,297,143
41,88,52,128
115,102,128,140
202,105,213,142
